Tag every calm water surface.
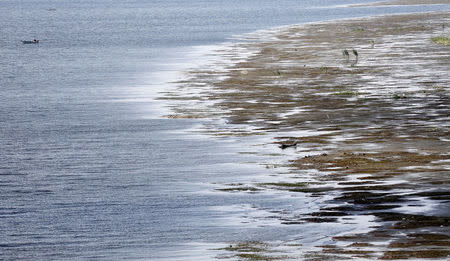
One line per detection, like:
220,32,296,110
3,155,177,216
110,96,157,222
1,0,449,260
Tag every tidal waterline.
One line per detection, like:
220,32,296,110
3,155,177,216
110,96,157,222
1,0,449,260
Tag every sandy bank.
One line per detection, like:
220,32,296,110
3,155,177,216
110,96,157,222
353,0,450,7
160,11,450,260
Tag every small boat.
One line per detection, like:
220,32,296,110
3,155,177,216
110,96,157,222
22,40,39,44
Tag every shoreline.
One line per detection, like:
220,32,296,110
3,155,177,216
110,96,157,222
160,9,450,261
351,0,450,7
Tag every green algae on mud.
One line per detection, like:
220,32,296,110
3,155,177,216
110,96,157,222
431,36,450,45
291,151,450,174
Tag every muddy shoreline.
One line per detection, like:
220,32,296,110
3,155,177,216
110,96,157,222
352,0,450,7
160,11,450,260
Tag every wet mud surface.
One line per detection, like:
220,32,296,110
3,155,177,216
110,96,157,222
160,11,449,260
353,0,450,7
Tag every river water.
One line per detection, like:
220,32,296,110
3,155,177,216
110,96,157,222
1,0,448,260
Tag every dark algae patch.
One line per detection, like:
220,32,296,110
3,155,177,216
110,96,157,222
380,250,450,260
216,186,262,192
163,8,450,261
374,212,450,229
221,242,271,253
217,242,292,260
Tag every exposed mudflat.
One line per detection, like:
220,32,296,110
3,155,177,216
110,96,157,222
160,11,449,260
353,0,450,7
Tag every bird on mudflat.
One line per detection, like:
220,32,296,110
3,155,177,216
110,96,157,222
343,49,349,60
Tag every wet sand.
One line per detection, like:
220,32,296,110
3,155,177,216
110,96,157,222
353,0,450,7
160,10,449,260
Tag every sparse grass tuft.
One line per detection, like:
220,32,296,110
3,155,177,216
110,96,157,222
320,66,329,73
432,85,445,91
431,36,450,45
353,27,366,33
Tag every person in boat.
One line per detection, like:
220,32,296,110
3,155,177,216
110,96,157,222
33,39,37,43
